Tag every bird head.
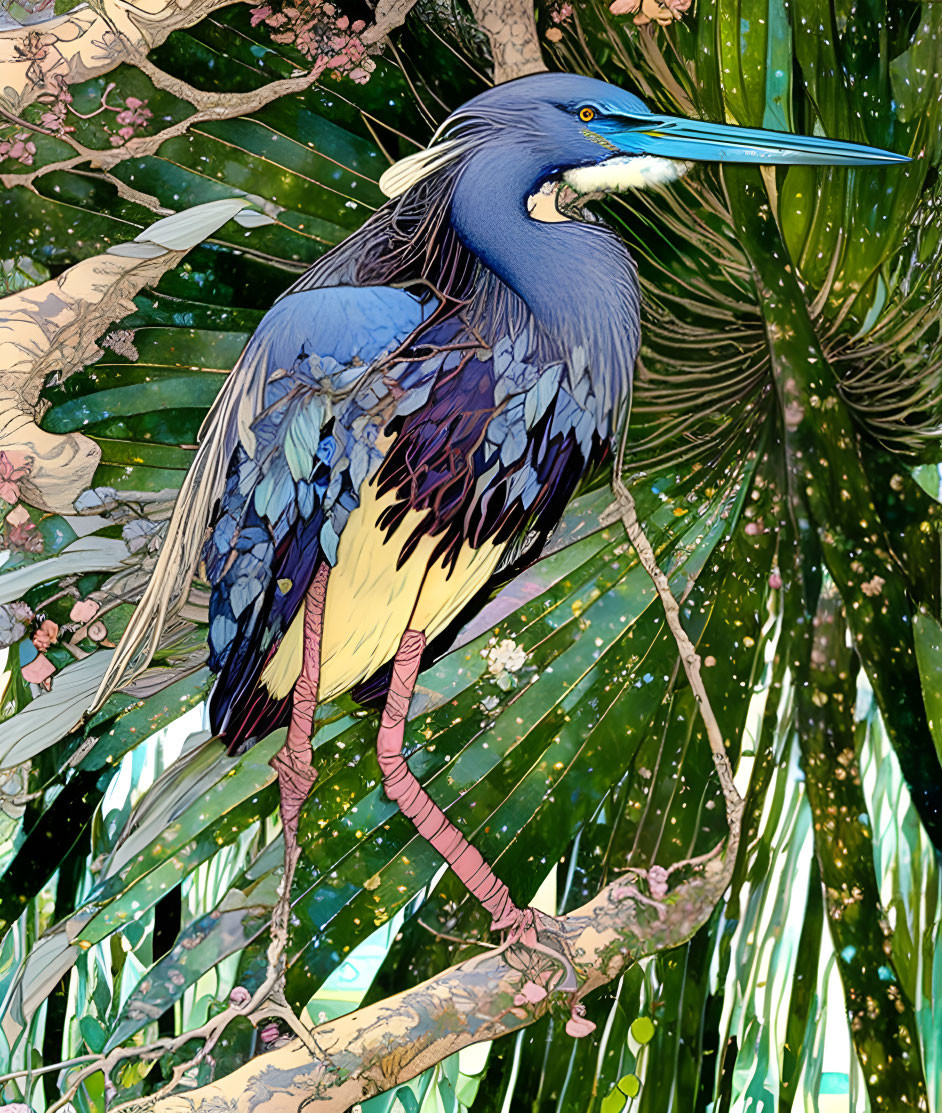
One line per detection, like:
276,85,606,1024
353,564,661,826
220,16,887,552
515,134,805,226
380,73,907,206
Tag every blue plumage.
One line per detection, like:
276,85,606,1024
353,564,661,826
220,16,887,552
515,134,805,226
196,71,903,752
205,280,617,744
90,72,910,973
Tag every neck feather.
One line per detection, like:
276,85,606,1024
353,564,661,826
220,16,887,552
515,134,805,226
450,143,641,420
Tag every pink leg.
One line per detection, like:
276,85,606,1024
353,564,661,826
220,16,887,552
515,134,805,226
270,562,329,855
377,628,520,928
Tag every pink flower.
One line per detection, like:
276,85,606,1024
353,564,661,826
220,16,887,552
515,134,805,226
565,1004,597,1038
88,621,108,642
32,619,59,651
6,516,43,554
768,571,783,590
0,452,30,504
260,1023,281,1043
513,979,548,1007
70,599,100,623
8,137,37,165
647,864,669,899
249,4,272,23
22,653,55,687
229,986,251,1008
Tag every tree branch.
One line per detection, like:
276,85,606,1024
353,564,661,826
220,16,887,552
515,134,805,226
603,471,745,834
0,198,265,512
125,827,734,1112
0,0,249,113
0,64,321,205
466,0,546,83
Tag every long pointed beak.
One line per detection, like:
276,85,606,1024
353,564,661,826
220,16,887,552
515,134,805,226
614,115,909,166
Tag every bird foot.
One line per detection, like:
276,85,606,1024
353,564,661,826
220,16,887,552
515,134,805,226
269,749,317,843
488,905,580,995
484,907,596,1039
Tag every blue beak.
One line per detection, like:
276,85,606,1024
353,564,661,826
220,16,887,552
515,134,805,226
608,114,909,166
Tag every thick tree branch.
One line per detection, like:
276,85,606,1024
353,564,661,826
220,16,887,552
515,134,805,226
0,198,265,512
467,0,546,83
125,829,734,1112
0,0,249,113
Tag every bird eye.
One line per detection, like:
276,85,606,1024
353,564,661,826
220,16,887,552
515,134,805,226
579,107,596,123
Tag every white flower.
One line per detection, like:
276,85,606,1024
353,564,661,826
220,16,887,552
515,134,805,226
486,638,527,676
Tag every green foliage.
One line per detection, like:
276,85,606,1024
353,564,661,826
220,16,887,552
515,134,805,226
0,0,940,1109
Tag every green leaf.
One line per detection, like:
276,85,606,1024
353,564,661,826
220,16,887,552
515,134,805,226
913,609,942,765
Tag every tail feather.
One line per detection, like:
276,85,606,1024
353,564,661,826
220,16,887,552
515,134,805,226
210,636,292,754
90,343,268,714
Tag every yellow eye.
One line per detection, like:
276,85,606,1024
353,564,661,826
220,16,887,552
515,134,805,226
579,107,596,123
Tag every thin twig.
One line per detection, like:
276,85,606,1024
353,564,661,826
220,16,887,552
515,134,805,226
1,66,324,196
609,436,744,835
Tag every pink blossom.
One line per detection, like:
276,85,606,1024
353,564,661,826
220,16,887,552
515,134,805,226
22,653,55,687
88,621,109,642
0,451,29,504
565,1004,597,1038
647,864,669,899
768,571,783,590
32,619,59,651
6,516,42,554
250,0,374,82
513,979,548,1007
229,986,251,1007
0,133,37,167
70,599,100,623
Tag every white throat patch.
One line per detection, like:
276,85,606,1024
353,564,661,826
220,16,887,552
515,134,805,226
564,155,689,195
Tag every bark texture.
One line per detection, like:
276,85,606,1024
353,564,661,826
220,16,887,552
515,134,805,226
135,836,735,1112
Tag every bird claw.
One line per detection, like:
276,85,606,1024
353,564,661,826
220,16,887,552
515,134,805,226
489,906,580,995
488,907,596,1040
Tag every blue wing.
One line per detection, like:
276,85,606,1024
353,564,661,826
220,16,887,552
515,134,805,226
205,285,615,748
205,285,435,744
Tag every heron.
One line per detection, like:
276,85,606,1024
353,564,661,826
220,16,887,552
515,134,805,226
96,72,905,1004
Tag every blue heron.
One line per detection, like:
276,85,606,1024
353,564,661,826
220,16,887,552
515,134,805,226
97,72,905,994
